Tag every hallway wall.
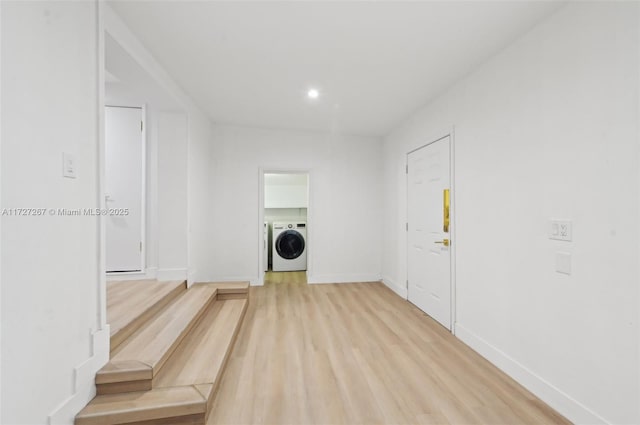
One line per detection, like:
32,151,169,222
382,3,639,423
198,124,383,284
1,2,107,423
103,4,214,286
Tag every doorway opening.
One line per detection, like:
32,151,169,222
104,105,145,273
260,171,310,285
103,32,188,281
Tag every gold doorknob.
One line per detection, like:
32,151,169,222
434,239,450,246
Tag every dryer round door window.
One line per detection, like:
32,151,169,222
275,230,305,260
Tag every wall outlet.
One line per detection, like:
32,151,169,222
549,219,572,241
556,252,571,275
63,152,77,179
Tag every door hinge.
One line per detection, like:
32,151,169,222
139,241,142,252
405,164,408,174
406,222,408,231
141,121,143,132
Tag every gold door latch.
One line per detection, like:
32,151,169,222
443,189,450,233
434,239,450,247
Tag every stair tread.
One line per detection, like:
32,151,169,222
196,281,249,294
154,299,248,388
75,385,206,425
108,280,185,339
111,285,217,372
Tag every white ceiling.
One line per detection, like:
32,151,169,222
105,33,182,110
108,1,564,137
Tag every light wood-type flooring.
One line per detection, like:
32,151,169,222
207,273,570,425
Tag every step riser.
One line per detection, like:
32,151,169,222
117,412,204,425
97,380,152,396
217,292,246,300
75,385,207,425
76,411,205,425
95,361,153,396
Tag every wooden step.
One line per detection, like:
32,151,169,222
153,298,249,403
197,281,249,300
97,285,217,395
108,280,186,352
75,385,211,425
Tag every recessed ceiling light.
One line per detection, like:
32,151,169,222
307,88,320,100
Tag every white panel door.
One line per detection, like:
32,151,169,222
105,106,144,272
407,136,451,329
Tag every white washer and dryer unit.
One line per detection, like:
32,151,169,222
272,222,307,271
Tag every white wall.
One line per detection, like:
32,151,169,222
186,111,213,285
146,106,159,273
0,0,3,418
201,124,382,284
105,30,197,281
1,2,108,423
103,5,212,286
104,92,190,281
157,111,188,279
383,3,639,424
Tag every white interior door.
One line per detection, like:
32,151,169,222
105,106,144,272
407,136,452,329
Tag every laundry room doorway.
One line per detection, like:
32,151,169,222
259,170,310,285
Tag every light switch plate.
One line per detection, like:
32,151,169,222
549,219,572,241
63,152,76,179
556,252,571,275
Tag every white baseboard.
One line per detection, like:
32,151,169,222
187,268,197,287
106,267,190,282
106,267,157,281
307,273,381,284
156,268,187,281
381,275,407,299
145,266,158,279
48,326,110,425
455,324,608,425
